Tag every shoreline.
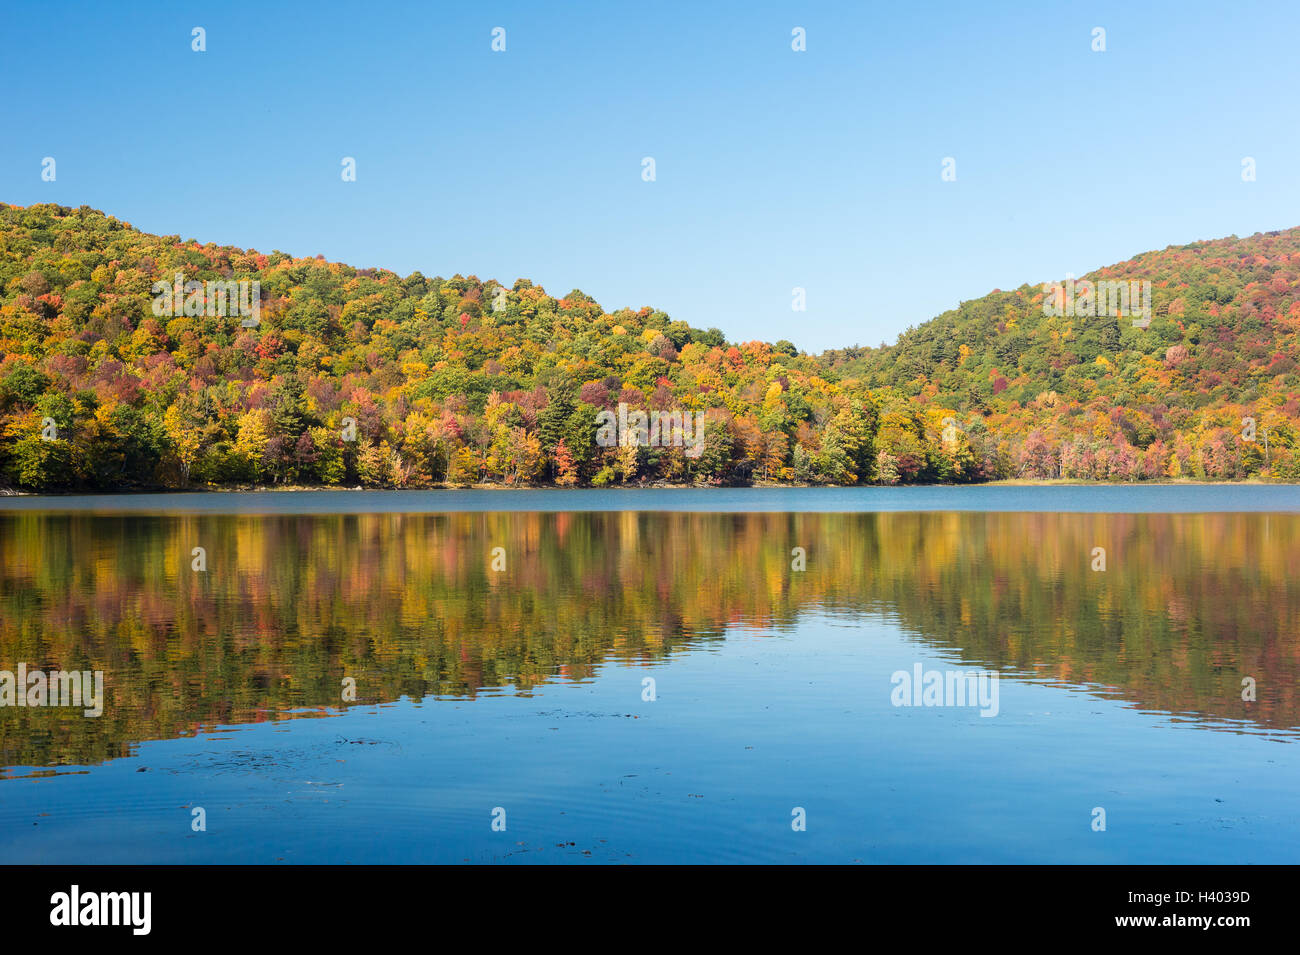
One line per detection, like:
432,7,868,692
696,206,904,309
0,478,1294,497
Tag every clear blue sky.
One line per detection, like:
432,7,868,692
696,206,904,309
3,0,1297,352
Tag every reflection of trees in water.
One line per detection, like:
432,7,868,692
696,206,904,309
854,512,1300,735
2,510,1297,769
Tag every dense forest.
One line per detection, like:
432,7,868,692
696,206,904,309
2,202,1298,490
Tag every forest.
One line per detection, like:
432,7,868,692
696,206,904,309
2,202,1298,490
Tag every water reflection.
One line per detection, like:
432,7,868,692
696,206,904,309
2,510,1298,772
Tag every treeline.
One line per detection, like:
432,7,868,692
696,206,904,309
1,202,1298,490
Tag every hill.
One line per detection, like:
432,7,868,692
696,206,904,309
1,202,1297,489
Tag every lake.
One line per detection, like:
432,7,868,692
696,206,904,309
1,486,1298,863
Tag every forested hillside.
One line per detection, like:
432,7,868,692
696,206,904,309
1,202,1297,489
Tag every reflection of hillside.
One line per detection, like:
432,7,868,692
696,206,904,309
2,511,1298,771
853,512,1300,736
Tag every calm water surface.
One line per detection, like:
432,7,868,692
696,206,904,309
1,488,1297,863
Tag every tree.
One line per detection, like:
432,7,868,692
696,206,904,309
163,404,205,485
553,439,578,486
615,442,639,483
693,415,734,484
1019,431,1057,479
234,409,272,482
11,434,76,489
876,450,900,485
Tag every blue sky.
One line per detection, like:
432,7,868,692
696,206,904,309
3,0,1297,352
